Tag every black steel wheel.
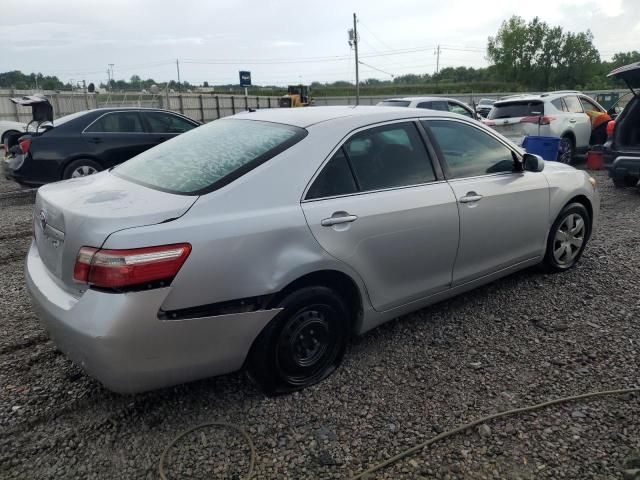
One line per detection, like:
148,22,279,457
247,286,349,394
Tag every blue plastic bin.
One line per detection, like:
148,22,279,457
522,136,561,161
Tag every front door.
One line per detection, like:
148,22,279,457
301,121,460,311
563,95,591,149
424,119,549,286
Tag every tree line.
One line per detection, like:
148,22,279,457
1,15,638,96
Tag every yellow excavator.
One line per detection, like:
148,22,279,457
279,85,312,108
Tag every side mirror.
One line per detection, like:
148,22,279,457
523,153,545,172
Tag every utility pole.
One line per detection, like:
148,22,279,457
108,64,114,90
348,13,360,105
435,44,441,74
176,59,181,92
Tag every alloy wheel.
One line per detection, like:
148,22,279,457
553,213,585,266
558,137,573,164
71,165,98,178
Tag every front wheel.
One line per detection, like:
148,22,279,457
543,203,591,272
246,286,350,395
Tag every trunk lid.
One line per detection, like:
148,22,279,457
486,99,545,146
608,62,640,92
34,171,197,292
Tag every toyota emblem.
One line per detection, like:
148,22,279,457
39,210,47,230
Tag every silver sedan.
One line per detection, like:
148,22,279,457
26,106,599,393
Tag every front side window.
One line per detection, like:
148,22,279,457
425,120,515,179
579,97,601,114
564,96,584,114
377,100,411,107
114,119,306,194
144,112,197,134
85,112,144,133
448,102,473,117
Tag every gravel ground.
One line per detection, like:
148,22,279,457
1,170,639,480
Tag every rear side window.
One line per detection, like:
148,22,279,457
306,122,435,200
377,100,411,107
488,101,544,119
306,149,357,200
417,101,448,111
85,112,144,133
563,96,584,113
114,119,306,195
551,98,568,112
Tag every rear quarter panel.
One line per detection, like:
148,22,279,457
101,125,375,327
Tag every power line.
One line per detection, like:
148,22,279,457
357,19,395,52
358,60,394,78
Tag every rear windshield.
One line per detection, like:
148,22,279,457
54,110,89,126
113,119,306,195
378,100,411,107
488,101,544,119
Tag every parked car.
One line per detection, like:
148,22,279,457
602,62,640,187
26,106,599,394
484,91,607,163
2,108,200,186
0,120,27,148
475,98,496,118
377,97,479,119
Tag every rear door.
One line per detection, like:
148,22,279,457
424,118,549,285
301,121,460,312
140,111,198,146
82,111,152,167
562,96,591,149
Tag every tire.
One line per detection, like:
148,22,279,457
612,176,637,188
246,286,350,395
557,135,575,164
542,203,591,272
62,159,102,180
1,130,21,147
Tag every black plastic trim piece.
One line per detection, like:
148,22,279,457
158,294,275,320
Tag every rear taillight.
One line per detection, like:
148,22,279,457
606,120,616,139
520,116,555,125
19,139,31,154
73,243,191,289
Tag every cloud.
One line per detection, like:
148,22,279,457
151,36,205,46
270,40,303,47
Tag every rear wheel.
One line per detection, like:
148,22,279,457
247,286,349,394
62,159,102,180
1,130,20,145
558,135,575,164
542,203,591,272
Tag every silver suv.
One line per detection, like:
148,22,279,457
485,91,606,162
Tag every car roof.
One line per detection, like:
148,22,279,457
231,105,464,128
385,96,459,103
496,91,584,104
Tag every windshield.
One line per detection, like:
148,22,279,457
377,100,411,107
113,119,306,195
488,101,544,119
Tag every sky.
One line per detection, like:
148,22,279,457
1,0,638,88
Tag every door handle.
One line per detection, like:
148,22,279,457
321,213,358,227
459,192,483,203
569,119,577,124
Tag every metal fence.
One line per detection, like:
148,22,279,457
0,89,282,123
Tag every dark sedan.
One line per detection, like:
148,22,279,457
2,108,200,186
